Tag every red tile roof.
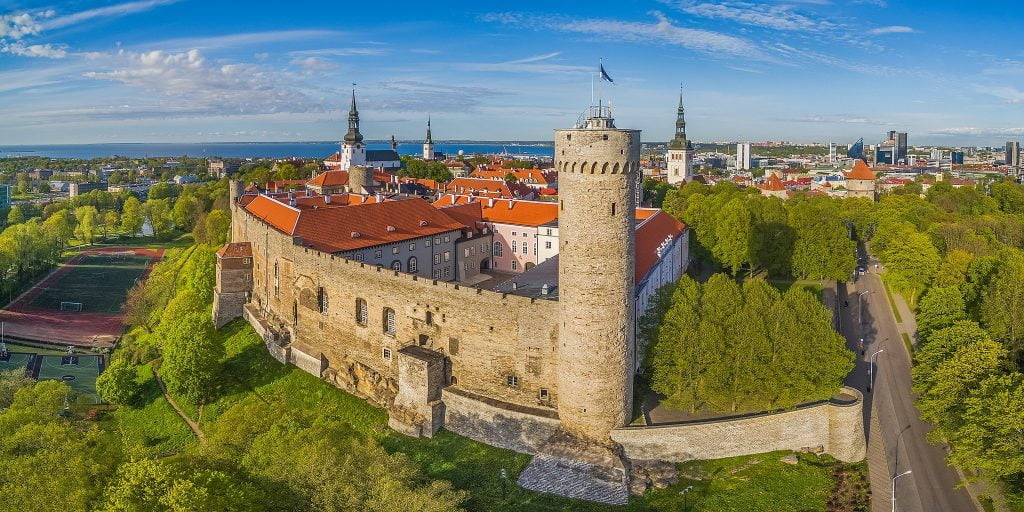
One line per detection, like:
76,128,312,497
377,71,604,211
291,199,465,253
307,170,348,187
433,195,558,227
635,211,686,283
761,173,786,191
217,242,252,258
443,177,535,199
845,160,876,180
470,169,555,186
244,195,301,234
266,180,306,193
437,201,485,233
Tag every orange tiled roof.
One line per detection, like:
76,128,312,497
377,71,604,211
244,195,301,234
469,168,554,185
437,201,485,233
845,160,876,180
291,199,465,253
636,208,660,221
216,242,252,258
434,195,558,227
292,193,383,209
761,173,786,191
307,170,348,187
635,211,686,283
444,177,534,199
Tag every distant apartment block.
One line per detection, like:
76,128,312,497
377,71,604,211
0,184,10,210
736,142,752,170
1006,141,1020,167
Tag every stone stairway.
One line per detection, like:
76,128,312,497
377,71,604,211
517,453,630,505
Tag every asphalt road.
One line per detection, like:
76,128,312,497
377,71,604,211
839,249,976,512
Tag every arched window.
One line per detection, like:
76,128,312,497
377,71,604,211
408,256,418,273
355,298,367,325
493,241,503,257
391,260,401,271
383,308,396,336
522,242,527,254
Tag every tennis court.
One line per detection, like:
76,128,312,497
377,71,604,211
32,354,104,403
27,253,151,314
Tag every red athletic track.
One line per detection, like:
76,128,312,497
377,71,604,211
0,247,164,348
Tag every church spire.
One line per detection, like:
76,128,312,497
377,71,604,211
344,87,363,144
425,116,433,144
668,84,692,151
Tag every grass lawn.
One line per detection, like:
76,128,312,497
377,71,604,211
28,253,151,313
883,281,903,323
102,363,195,457
187,319,856,512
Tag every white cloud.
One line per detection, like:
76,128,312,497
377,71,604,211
1,42,67,58
932,127,1024,136
41,0,180,31
82,49,325,117
868,25,914,35
0,10,53,40
290,47,386,57
665,1,836,32
457,51,593,74
291,56,335,72
974,84,1024,104
152,30,344,51
482,12,773,61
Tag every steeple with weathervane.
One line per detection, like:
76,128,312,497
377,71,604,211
422,116,435,160
665,85,694,185
339,87,367,171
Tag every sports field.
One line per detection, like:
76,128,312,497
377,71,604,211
0,247,163,347
32,354,104,403
0,352,33,374
28,253,151,314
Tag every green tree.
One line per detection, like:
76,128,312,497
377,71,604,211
916,286,967,342
204,210,231,246
712,198,752,275
172,194,200,230
102,210,119,239
788,198,856,280
947,373,1024,478
120,196,145,237
6,205,25,225
503,172,518,183
980,254,1024,353
100,458,265,512
73,205,98,245
146,199,174,240
881,230,940,304
160,313,223,404
95,361,140,406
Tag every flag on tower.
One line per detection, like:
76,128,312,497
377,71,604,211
598,59,613,83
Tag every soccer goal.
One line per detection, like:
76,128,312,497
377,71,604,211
60,301,83,312
110,251,134,261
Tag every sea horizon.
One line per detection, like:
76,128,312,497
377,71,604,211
0,141,557,160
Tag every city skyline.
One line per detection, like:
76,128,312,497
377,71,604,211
3,0,1024,146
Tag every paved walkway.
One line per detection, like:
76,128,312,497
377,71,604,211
153,364,205,443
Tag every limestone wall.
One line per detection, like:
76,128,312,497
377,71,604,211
610,387,866,463
232,203,562,413
442,386,561,454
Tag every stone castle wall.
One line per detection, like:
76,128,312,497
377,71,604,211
231,204,562,414
609,387,866,463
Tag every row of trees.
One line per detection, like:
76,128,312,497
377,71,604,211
644,274,854,413
869,179,1024,494
662,180,858,280
399,156,454,183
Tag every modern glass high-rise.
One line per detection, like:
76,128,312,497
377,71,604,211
0,184,9,210
847,138,865,160
951,151,965,165
1006,141,1020,167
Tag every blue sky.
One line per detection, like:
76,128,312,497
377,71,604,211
2,0,1023,146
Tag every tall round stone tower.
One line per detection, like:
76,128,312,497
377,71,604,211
554,106,640,443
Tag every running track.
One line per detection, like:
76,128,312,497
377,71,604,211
0,247,164,348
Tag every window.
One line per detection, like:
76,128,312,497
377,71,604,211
511,260,518,270
392,246,399,255
273,261,279,296
444,266,450,278
512,231,517,236
444,235,450,243
545,241,552,249
506,375,519,387
408,256,418,272
511,242,517,254
383,308,396,335
546,228,552,236
493,242,502,257
354,253,364,261
443,251,451,262
464,262,469,271
470,246,476,256
425,311,433,325
433,269,441,279
533,244,537,256
425,239,431,247
318,287,328,315
292,301,298,325
418,334,429,346
243,257,252,265
450,375,458,385
449,337,459,355
539,388,549,400
382,348,391,360
408,243,416,251
355,298,368,325
522,242,527,254
611,202,616,215
434,254,441,265
391,260,401,271
464,248,470,257
375,249,383,259
434,237,440,245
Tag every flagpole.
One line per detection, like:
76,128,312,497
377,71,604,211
598,58,603,112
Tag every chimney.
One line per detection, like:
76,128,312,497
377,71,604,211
511,282,518,290
507,199,514,209
488,198,494,208
541,283,549,295
324,195,331,204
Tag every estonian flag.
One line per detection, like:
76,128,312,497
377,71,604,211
598,61,613,83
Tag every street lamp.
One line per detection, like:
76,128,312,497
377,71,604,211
868,349,884,392
679,485,694,511
891,470,912,512
859,290,871,326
